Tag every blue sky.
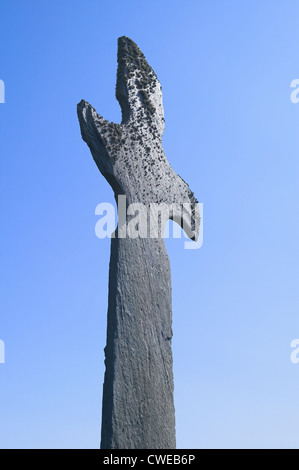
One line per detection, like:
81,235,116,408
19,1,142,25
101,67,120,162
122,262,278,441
0,0,299,449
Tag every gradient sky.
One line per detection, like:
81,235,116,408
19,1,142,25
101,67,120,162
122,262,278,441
0,0,299,449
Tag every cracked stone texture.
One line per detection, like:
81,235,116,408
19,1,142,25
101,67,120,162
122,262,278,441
77,36,199,449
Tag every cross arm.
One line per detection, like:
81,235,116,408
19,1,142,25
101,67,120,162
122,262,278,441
77,99,122,180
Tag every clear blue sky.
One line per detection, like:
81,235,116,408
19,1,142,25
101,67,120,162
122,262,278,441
0,0,299,449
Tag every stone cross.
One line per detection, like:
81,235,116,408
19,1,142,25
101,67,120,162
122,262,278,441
77,36,199,449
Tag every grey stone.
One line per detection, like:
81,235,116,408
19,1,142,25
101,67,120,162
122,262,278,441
77,36,199,449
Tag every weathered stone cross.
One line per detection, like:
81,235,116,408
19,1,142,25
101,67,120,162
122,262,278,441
77,37,199,449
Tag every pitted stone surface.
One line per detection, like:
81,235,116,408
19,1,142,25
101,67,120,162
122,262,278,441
77,36,199,449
